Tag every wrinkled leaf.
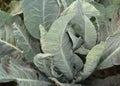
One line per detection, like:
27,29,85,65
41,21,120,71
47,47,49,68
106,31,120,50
0,61,52,86
42,1,81,80
34,53,53,77
76,42,105,81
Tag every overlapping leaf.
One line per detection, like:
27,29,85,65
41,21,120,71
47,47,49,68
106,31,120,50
22,0,60,39
12,16,37,62
34,53,53,77
0,60,52,86
93,2,119,41
42,1,79,80
0,10,39,61
67,26,83,50
9,0,23,16
76,42,105,82
98,33,120,69
0,11,23,58
82,1,100,18
84,16,97,49
73,54,83,76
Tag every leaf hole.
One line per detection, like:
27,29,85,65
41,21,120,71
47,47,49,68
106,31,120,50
109,18,112,22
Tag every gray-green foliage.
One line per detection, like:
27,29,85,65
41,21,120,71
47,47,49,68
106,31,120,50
80,42,105,80
22,0,60,39
0,0,120,86
0,59,52,86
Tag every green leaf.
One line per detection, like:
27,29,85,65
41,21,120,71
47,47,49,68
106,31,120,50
0,61,52,86
57,0,74,8
82,0,94,2
70,0,85,31
9,0,23,16
0,40,21,58
13,16,37,62
42,1,80,80
73,54,83,76
0,10,13,25
93,3,119,41
0,11,13,38
0,57,51,86
92,2,106,22
0,11,23,55
106,5,118,19
102,0,120,5
68,1,97,49
61,0,67,9
77,42,105,81
112,0,120,5
0,10,39,61
84,16,97,49
75,45,90,55
82,1,100,18
39,24,47,52
66,0,75,6
98,33,120,69
34,53,53,77
67,26,83,50
22,0,60,39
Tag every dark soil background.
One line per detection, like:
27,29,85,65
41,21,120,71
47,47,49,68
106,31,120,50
82,65,120,86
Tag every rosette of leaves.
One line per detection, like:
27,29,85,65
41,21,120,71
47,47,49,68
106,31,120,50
0,0,120,86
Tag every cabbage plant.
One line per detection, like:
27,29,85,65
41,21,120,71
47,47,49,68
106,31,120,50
0,0,120,86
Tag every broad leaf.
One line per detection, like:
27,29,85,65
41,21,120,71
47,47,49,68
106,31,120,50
34,53,53,77
76,42,105,81
13,16,37,62
82,1,100,18
0,11,23,56
42,1,80,80
0,10,13,25
98,33,120,69
0,61,52,86
22,0,60,39
0,10,38,61
84,16,97,49
71,0,85,31
70,1,97,49
93,3,119,41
